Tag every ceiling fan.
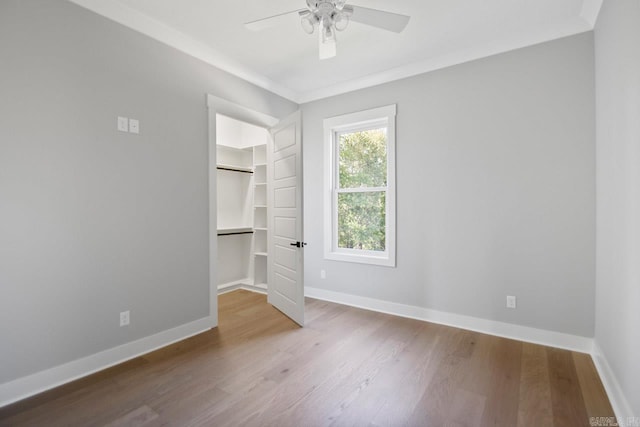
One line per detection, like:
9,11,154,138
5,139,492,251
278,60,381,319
245,1,410,60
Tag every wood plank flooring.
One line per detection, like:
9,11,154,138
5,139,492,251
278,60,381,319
0,290,614,426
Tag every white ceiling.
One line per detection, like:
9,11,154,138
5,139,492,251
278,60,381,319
69,0,602,103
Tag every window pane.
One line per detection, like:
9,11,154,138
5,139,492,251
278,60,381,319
338,128,387,188
338,191,386,251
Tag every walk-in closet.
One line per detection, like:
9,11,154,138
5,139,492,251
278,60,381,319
216,114,269,293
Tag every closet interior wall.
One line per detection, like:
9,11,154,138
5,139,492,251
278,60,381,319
216,114,269,293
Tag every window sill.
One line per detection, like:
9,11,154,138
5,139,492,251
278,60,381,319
324,250,396,267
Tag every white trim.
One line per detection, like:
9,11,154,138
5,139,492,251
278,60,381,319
217,278,250,294
592,342,635,422
324,249,393,267
580,0,604,28
67,0,595,104
337,186,388,194
0,317,212,408
207,97,219,330
323,105,397,130
298,25,592,103
207,94,280,328
323,105,397,268
245,283,268,295
67,0,298,103
206,95,280,128
304,286,594,353
217,279,268,296
67,0,596,104
218,283,268,296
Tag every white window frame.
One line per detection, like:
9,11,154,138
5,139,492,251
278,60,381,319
323,104,396,267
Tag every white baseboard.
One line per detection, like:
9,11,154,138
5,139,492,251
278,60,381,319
305,287,639,420
305,286,594,353
217,278,248,293
218,279,267,295
592,342,634,422
218,284,242,294
0,316,213,408
242,283,267,295
2,287,621,416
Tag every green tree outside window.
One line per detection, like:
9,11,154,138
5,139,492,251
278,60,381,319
337,128,387,251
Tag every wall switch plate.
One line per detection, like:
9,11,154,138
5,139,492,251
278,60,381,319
120,310,130,326
506,296,517,309
117,116,128,132
129,118,139,134
320,269,326,279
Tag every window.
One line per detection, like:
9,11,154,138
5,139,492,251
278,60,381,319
324,105,396,266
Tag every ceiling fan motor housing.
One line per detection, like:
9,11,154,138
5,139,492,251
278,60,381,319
303,1,353,31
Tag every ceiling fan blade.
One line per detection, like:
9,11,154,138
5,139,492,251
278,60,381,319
349,5,410,33
244,9,305,32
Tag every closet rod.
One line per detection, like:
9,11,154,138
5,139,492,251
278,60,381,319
217,231,254,236
216,166,253,174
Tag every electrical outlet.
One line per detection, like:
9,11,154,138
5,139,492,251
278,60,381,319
120,310,130,326
129,118,139,134
506,296,517,309
320,269,326,279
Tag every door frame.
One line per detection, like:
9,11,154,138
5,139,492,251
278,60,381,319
206,94,279,328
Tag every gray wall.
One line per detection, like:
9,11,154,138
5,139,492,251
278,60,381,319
302,33,596,337
0,0,296,384
594,0,640,416
0,0,604,393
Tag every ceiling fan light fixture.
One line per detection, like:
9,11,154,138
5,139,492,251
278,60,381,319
245,0,409,60
300,12,316,34
321,22,336,44
319,29,336,59
333,12,349,31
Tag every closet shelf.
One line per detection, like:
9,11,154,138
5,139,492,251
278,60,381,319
254,252,268,257
254,227,267,231
217,227,253,236
254,162,267,167
216,164,253,174
254,205,267,208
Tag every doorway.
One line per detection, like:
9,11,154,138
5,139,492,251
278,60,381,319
207,94,305,328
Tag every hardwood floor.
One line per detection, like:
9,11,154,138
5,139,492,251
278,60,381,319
0,290,613,426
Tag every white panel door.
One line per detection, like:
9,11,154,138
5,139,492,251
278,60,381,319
268,111,304,326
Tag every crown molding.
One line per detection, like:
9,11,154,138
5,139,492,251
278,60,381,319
580,0,604,28
298,21,592,103
66,0,300,103
67,0,601,105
